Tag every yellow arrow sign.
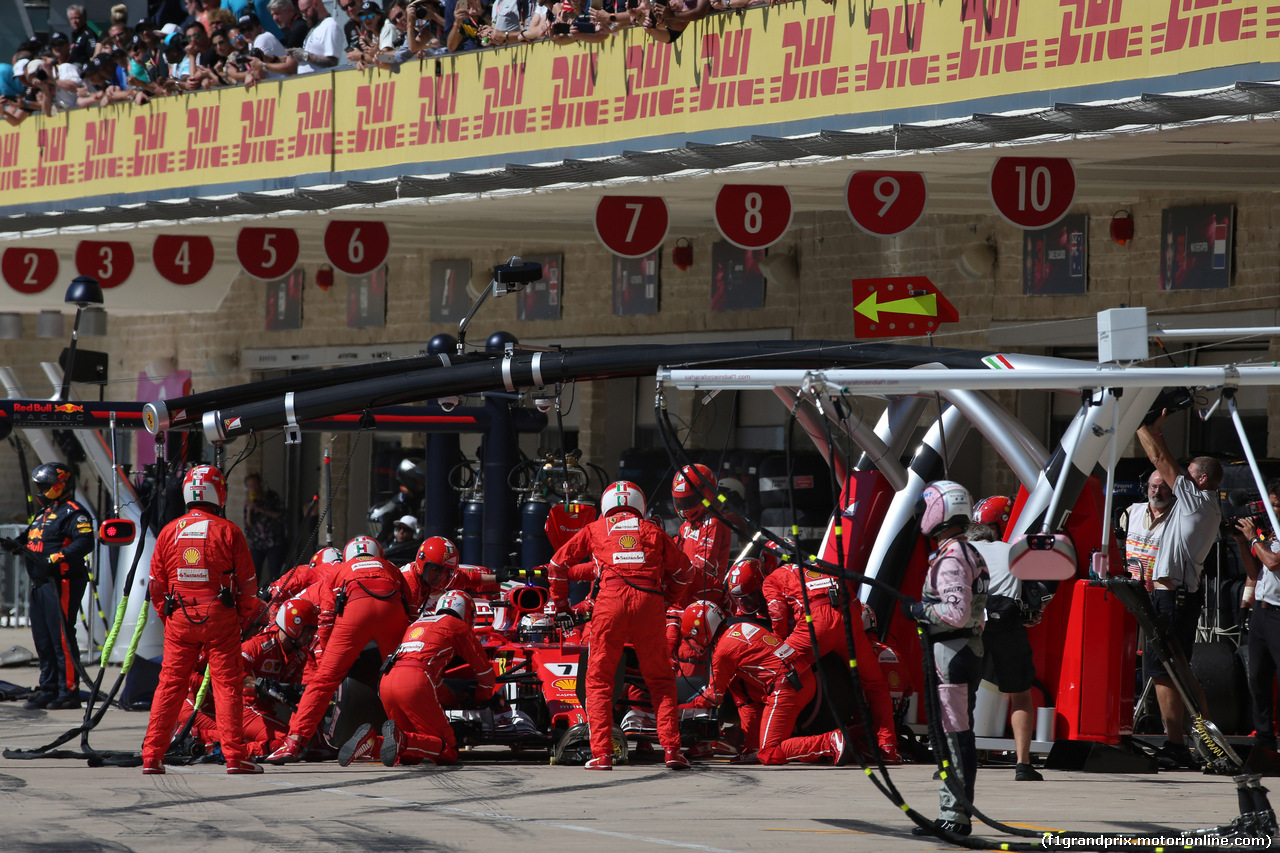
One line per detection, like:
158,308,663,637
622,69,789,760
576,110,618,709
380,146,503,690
854,290,937,323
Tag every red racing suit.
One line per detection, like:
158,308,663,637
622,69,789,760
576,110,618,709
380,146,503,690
686,620,836,765
142,507,258,765
400,564,497,615
189,630,309,755
381,611,496,764
286,554,409,744
674,514,732,606
767,564,899,754
549,510,692,759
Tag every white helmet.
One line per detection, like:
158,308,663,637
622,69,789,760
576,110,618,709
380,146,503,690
600,480,645,518
344,535,383,561
918,480,973,538
436,589,476,626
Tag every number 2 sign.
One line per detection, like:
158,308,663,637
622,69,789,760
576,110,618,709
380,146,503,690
324,221,389,276
153,235,214,285
2,247,59,294
714,185,792,250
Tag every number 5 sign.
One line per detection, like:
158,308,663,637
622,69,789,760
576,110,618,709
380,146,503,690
153,235,215,285
714,185,792,250
324,221,389,276
595,196,668,258
237,228,300,280
989,157,1076,229
846,171,928,236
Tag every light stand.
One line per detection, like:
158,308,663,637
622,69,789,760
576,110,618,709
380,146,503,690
58,275,104,402
456,257,543,355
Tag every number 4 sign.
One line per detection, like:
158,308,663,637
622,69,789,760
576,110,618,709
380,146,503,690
324,221,389,276
153,235,214,285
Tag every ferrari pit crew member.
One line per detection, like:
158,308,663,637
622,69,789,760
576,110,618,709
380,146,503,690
401,535,501,614
765,559,901,763
267,535,410,762
339,590,496,766
548,480,693,770
6,462,94,711
681,600,849,766
905,480,989,837
671,464,732,606
141,464,263,775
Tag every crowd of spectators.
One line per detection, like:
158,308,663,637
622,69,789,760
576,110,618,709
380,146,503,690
0,0,792,121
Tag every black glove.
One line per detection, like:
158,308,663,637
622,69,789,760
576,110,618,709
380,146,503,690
554,610,576,633
494,566,512,584
899,598,927,622
0,537,23,555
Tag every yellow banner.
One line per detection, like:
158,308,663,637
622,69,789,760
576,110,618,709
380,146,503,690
0,0,1272,209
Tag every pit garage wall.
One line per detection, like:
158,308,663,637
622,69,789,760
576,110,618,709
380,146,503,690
2,0,1280,213
0,188,1271,528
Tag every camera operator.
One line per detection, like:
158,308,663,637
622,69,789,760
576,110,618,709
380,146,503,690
1232,478,1280,762
1136,410,1223,770
405,0,448,53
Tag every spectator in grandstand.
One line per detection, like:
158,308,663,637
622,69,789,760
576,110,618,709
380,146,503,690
269,0,311,47
404,0,448,52
107,4,132,43
68,5,99,67
47,34,84,111
77,56,135,107
447,0,487,51
235,13,290,84
478,0,535,46
290,0,346,73
177,22,213,88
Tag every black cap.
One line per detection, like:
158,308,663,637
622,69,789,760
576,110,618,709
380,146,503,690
359,1,383,14
48,31,69,44
238,12,261,29
84,57,108,75
18,37,42,53
134,18,155,32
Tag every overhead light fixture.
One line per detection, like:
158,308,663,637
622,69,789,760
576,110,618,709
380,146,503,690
36,311,65,339
58,275,106,400
0,314,22,340
1110,210,1134,246
759,246,800,287
957,242,996,280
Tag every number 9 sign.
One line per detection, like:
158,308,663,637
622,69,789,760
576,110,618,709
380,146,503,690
324,221,389,276
153,235,215,285
845,171,928,236
74,241,135,288
2,248,59,294
714,185,792,250
237,227,300,280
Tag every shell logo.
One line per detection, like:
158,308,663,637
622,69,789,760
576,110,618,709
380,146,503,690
553,678,577,691
618,535,637,549
762,635,779,646
804,569,822,580
182,547,200,565
886,671,903,690
409,626,424,640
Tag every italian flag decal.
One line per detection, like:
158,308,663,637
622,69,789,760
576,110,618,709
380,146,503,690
982,355,1015,370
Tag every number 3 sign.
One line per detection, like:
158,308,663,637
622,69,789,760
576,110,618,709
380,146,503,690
324,221,389,276
75,241,135,288
714,185,792,250
237,228,300,280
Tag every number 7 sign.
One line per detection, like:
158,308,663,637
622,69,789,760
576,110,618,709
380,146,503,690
595,196,669,258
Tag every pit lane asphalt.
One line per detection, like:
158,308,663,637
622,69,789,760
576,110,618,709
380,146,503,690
0,628,1245,853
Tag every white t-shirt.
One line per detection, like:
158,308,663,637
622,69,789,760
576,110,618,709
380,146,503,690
491,0,525,32
1151,473,1221,593
1122,502,1169,590
55,62,82,111
298,16,346,74
253,31,287,79
379,19,397,49
1255,539,1280,605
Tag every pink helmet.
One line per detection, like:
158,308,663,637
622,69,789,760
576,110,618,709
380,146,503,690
918,480,973,538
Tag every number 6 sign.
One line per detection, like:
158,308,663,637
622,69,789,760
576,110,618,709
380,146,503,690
237,227,300,280
324,221,389,276
846,171,928,236
595,196,668,258
153,235,214,285
714,185,792,250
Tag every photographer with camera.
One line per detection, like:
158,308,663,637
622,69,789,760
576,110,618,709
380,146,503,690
405,0,449,53
1136,409,1223,770
1231,478,1280,765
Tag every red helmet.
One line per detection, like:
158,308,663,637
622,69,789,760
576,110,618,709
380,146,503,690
344,535,383,561
672,464,716,520
275,597,319,642
415,536,459,588
309,547,341,569
600,480,645,518
182,464,227,508
973,496,1013,536
726,559,766,616
436,589,476,627
681,600,725,653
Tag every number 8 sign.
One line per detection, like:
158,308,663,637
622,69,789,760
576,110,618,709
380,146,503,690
714,185,792,250
324,221,390,276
